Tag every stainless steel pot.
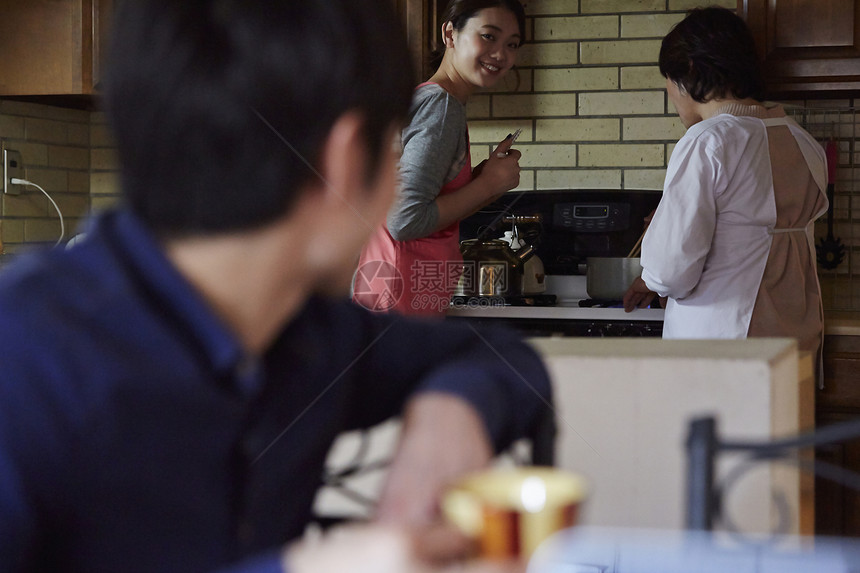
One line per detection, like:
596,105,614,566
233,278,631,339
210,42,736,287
456,238,536,297
586,257,643,300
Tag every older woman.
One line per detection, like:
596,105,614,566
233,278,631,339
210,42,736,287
623,7,828,366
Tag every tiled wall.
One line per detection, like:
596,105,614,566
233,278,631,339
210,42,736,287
0,102,120,264
89,112,121,214
467,0,734,192
785,102,860,311
0,101,91,258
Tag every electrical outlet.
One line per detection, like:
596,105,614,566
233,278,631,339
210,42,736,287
2,143,23,195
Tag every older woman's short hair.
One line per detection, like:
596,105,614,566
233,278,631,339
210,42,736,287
659,6,765,103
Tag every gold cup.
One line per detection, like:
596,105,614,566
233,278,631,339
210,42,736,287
442,467,587,560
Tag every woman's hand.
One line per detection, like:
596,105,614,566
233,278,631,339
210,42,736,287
434,136,522,230
623,276,658,312
473,136,521,201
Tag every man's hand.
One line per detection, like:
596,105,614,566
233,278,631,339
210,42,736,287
623,276,657,312
375,393,493,525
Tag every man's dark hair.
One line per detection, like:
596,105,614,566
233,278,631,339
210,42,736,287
659,6,765,104
103,0,414,237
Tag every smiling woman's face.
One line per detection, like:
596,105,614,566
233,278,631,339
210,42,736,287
448,7,521,91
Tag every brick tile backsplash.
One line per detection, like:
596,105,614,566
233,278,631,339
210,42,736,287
621,14,685,38
493,93,578,118
534,67,618,92
468,120,532,145
514,143,577,168
537,169,622,190
580,40,662,65
669,0,735,9
536,118,620,142
523,0,579,15
534,16,618,41
0,101,95,255
582,0,665,14
621,66,665,89
579,91,664,116
623,117,686,141
579,143,663,167
625,168,668,189
517,42,580,67
49,145,89,170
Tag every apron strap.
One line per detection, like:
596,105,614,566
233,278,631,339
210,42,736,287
768,226,809,235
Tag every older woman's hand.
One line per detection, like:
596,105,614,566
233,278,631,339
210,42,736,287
623,276,657,312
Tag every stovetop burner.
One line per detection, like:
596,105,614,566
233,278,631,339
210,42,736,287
451,294,557,308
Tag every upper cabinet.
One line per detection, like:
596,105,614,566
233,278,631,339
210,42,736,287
0,0,112,99
395,0,448,83
739,0,860,99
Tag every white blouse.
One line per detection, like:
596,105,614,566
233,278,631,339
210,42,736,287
641,111,826,340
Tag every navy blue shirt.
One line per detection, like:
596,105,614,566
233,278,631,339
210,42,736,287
0,209,551,573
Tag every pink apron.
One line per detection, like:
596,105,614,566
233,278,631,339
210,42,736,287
354,142,473,317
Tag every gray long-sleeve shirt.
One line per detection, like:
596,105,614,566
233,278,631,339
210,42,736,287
387,83,469,241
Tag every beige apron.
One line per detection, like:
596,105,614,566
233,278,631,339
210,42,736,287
747,115,829,385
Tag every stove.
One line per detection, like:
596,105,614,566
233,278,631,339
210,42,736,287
450,294,558,308
458,189,662,276
446,276,664,337
447,190,665,337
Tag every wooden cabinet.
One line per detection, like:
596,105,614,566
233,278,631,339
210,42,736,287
739,0,860,98
395,0,448,83
815,335,860,536
0,0,112,98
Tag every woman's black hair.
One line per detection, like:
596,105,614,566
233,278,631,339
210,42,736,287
659,6,765,103
429,0,527,72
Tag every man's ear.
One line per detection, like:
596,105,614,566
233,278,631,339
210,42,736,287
442,21,455,49
316,112,369,210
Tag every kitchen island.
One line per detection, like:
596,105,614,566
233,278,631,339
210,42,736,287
532,337,812,536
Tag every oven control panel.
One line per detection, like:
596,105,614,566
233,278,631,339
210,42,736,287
553,202,630,232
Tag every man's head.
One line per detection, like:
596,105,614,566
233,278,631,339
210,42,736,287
104,0,414,239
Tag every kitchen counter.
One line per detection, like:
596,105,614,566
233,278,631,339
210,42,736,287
446,302,663,321
825,311,860,336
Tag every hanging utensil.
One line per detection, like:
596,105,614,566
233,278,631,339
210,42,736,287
816,136,846,270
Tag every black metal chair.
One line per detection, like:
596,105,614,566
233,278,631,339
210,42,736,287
685,415,860,533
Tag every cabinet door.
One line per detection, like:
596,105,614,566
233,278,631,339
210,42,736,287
399,0,448,82
816,335,860,537
93,0,113,91
739,0,860,98
0,0,104,96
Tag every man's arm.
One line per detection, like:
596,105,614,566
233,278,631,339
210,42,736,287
334,305,552,525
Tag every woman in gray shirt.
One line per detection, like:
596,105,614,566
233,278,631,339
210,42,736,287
354,0,525,316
